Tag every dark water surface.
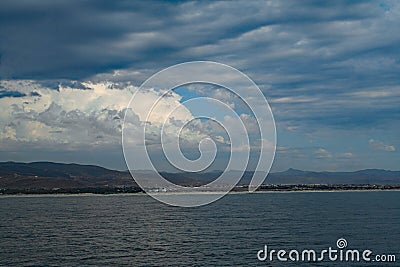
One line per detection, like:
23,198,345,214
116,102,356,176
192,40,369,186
0,191,399,266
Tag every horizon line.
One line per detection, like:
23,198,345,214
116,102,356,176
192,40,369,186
1,161,399,173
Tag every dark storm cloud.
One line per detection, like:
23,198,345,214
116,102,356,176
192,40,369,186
35,80,91,90
1,0,399,118
0,0,382,80
0,90,26,98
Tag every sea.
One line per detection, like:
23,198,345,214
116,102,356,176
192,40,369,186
0,191,399,266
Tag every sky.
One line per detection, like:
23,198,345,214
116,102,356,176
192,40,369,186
0,0,399,172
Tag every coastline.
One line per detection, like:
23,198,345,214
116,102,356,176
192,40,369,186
1,187,399,198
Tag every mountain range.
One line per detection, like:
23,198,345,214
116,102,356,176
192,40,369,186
0,162,399,191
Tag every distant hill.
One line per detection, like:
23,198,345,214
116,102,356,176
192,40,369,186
0,161,135,189
264,168,400,185
0,162,399,191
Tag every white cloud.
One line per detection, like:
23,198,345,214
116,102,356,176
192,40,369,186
369,139,396,151
0,125,16,140
287,125,300,132
269,96,318,104
0,80,197,149
342,152,354,158
314,148,333,159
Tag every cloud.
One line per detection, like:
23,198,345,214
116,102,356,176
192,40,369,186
314,148,333,159
340,152,354,158
0,80,199,149
0,90,26,98
1,1,399,132
0,78,275,172
286,125,299,132
0,80,131,146
369,139,396,151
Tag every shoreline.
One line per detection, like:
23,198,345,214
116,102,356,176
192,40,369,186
1,188,399,198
